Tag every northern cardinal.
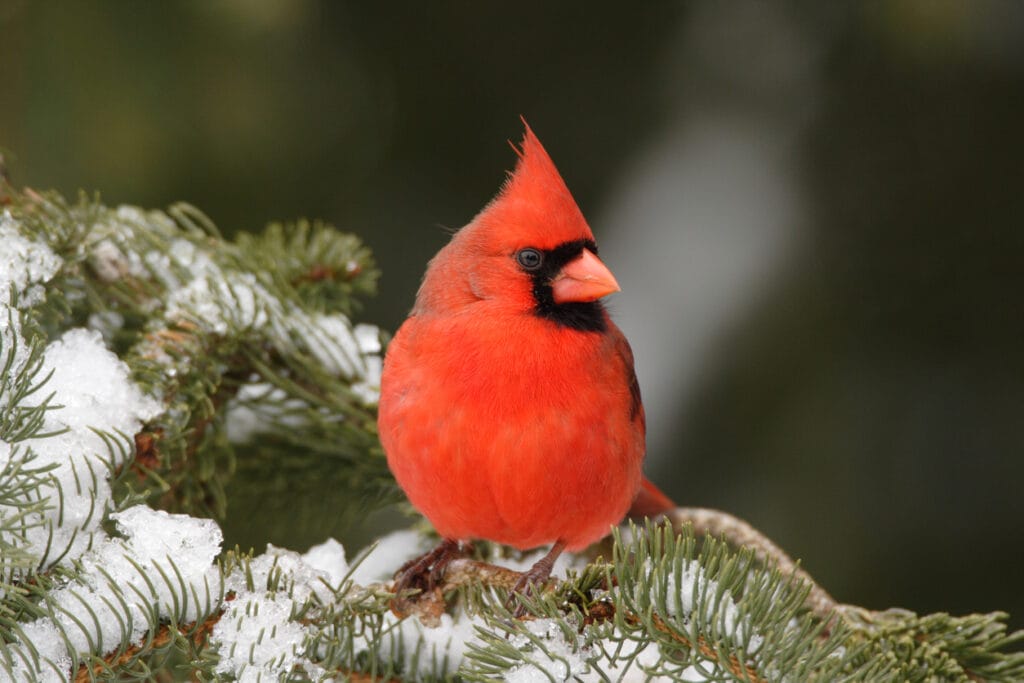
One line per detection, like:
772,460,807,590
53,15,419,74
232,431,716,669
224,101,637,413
378,121,673,605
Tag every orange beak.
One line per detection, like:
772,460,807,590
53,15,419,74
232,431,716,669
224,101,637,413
551,249,621,303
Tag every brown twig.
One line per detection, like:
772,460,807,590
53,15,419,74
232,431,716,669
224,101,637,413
344,674,402,683
293,260,364,285
74,611,223,682
623,611,767,683
390,558,526,626
443,558,525,591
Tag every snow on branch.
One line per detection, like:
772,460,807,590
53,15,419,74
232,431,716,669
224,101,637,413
1,185,1022,681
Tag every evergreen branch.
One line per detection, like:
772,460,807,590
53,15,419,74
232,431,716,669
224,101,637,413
662,507,838,622
1,507,223,681
661,509,1024,681
837,607,1024,683
422,521,864,680
621,611,767,683
6,186,386,524
0,445,59,576
3,179,1021,681
72,609,222,683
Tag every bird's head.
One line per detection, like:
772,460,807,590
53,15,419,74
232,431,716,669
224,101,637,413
415,121,620,332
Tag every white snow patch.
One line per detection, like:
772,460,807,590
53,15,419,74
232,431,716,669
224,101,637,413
0,211,62,307
215,595,316,682
384,611,488,679
279,313,383,404
160,257,383,407
89,239,145,283
302,537,350,586
4,506,223,681
109,506,222,584
210,536,419,682
648,556,764,656
505,618,592,682
1,326,161,571
213,544,346,681
353,322,381,354
165,271,271,334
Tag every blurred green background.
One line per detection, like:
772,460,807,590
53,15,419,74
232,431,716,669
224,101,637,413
2,1,1022,629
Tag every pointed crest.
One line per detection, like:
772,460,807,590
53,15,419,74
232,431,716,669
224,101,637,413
468,120,594,250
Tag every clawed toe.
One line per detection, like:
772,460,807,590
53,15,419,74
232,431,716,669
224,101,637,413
391,538,466,616
506,571,546,617
505,540,567,618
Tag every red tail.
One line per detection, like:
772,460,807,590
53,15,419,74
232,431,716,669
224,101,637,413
627,478,676,519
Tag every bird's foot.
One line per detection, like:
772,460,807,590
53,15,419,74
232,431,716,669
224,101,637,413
506,540,566,618
390,538,467,619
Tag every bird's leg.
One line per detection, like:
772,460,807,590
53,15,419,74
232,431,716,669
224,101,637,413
392,538,466,599
507,540,567,617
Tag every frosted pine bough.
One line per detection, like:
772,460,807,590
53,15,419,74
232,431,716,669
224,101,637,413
0,190,1021,681
0,201,389,679
3,506,221,680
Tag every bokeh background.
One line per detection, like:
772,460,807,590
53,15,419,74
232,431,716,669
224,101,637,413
2,1,1022,629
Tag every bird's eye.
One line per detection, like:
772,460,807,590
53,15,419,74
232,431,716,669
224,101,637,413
516,248,543,271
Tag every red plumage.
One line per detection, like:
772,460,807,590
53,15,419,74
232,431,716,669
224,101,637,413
379,123,671,558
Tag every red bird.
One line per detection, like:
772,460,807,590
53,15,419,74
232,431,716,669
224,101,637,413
378,122,673,602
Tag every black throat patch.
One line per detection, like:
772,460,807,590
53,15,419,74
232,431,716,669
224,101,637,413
526,239,607,333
